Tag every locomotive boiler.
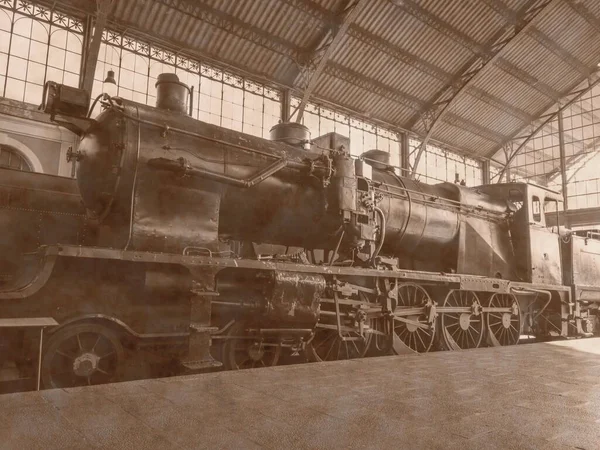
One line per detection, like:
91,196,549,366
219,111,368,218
1,73,597,389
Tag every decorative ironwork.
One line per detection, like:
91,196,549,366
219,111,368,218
0,0,84,102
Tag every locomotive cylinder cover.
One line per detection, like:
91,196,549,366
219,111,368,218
269,122,311,150
155,73,190,115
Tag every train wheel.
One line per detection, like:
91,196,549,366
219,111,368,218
307,326,372,362
486,293,521,346
222,322,281,370
393,283,435,353
41,323,125,389
438,290,483,350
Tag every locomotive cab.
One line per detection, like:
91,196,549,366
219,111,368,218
479,182,563,284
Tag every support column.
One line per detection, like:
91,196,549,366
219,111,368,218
558,111,570,226
81,0,113,95
482,160,490,185
502,144,512,183
281,89,291,123
399,132,410,177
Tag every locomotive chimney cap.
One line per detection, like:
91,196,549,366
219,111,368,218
155,73,184,86
155,73,191,115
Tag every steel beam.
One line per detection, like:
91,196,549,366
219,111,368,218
283,0,534,126
408,0,557,177
293,0,368,122
527,27,591,77
387,0,489,56
324,63,425,112
558,111,569,214
81,0,113,95
496,72,600,181
484,0,590,77
160,0,304,61
565,1,600,35
494,57,561,101
544,135,600,182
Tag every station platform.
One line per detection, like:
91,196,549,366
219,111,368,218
2,338,600,450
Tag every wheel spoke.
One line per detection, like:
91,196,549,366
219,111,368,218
98,350,115,360
91,335,101,352
55,350,74,360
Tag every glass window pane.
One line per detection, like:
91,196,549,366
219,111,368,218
10,34,29,58
24,82,43,104
7,55,27,79
26,60,45,84
5,77,25,101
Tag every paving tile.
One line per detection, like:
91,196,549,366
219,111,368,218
3,338,600,449
80,422,179,450
1,404,67,431
463,429,578,450
110,392,176,418
0,426,89,450
218,412,305,450
0,391,48,409
56,400,140,431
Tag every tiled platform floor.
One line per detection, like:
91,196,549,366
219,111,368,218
3,339,600,450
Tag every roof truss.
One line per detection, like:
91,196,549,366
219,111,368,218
406,0,559,176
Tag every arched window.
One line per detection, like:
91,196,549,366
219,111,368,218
0,144,32,171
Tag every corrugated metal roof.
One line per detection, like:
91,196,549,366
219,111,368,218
47,0,600,161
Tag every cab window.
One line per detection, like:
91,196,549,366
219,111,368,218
532,196,541,223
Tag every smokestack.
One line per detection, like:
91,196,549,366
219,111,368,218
155,73,191,115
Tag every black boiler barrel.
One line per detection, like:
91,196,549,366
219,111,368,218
371,168,460,256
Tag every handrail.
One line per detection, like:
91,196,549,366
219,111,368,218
147,156,288,188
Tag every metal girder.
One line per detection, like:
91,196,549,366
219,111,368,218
81,0,113,94
388,0,489,57
293,0,368,122
323,61,510,142
558,111,569,210
408,0,557,177
564,148,600,183
344,25,452,83
283,0,534,125
324,62,425,112
495,57,561,101
483,0,590,77
527,27,591,77
545,136,600,182
495,72,600,182
565,0,600,34
158,0,304,61
442,113,505,144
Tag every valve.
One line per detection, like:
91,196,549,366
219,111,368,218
66,146,83,162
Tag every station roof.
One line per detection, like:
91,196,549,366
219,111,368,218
43,0,600,162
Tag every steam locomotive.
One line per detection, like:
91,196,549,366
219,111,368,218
1,73,599,389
